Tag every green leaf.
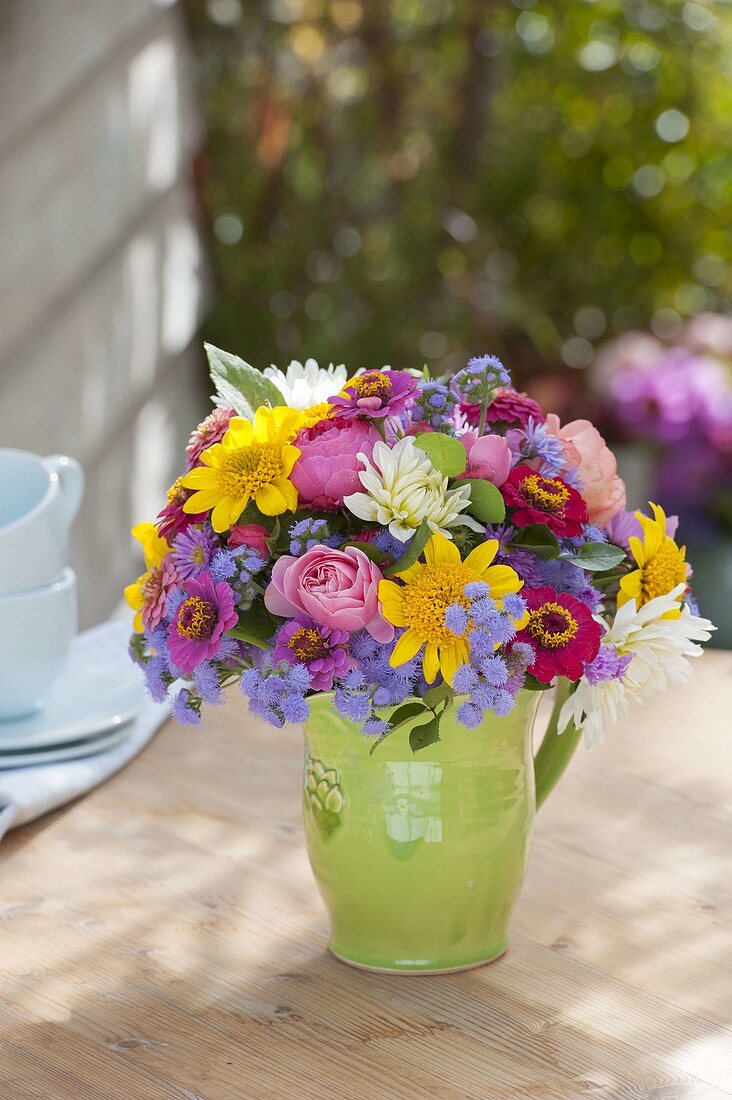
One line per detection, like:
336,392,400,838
409,715,442,753
205,343,285,418
562,541,627,572
511,524,561,560
463,479,506,523
343,540,390,565
226,624,270,649
384,519,432,577
226,604,276,649
422,683,453,709
369,702,430,755
413,433,467,477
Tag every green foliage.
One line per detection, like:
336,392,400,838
562,541,627,571
510,524,561,559
206,343,285,416
463,478,506,522
414,433,467,476
184,1,732,376
385,519,431,576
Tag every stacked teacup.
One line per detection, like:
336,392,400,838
0,450,84,720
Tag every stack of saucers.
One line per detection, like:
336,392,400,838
0,620,147,770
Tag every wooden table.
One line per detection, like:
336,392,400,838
2,652,731,1100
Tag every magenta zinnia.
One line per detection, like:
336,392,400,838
272,615,352,691
328,369,417,420
167,571,238,674
500,464,589,538
513,586,602,683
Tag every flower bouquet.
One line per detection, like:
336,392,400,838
126,345,715,973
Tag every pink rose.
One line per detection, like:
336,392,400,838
459,431,512,486
291,419,381,511
545,415,626,527
265,545,394,643
229,523,270,558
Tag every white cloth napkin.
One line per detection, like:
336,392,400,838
0,625,169,841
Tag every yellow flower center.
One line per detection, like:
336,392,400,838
219,442,284,499
526,602,578,648
352,371,392,401
300,402,333,429
521,473,570,514
191,546,206,565
640,540,686,603
288,627,330,662
401,563,474,645
167,477,187,505
177,596,216,640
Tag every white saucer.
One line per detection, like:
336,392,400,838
0,724,132,770
0,618,146,752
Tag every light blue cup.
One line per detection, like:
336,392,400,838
0,449,84,594
0,568,78,719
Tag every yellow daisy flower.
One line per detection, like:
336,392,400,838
124,523,172,631
618,502,687,617
181,406,303,533
378,532,525,686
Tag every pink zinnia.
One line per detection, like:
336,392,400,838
186,406,236,468
140,555,179,633
272,615,352,691
461,388,544,430
513,586,603,684
328,369,417,421
167,571,238,674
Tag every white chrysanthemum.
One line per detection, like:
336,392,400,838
263,359,347,409
343,436,483,542
559,584,715,746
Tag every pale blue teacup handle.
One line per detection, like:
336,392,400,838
45,455,84,530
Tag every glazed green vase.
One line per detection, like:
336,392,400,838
302,686,579,974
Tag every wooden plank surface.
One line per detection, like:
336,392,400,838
1,651,731,1099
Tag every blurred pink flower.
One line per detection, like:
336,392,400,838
459,431,512,486
229,523,270,558
545,415,626,527
291,418,381,511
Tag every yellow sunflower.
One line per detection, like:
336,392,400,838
181,406,303,533
124,522,172,631
618,502,687,617
379,532,525,686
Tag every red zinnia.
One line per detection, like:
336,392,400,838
461,388,544,429
514,586,602,683
501,464,588,538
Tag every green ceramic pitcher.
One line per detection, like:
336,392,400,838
302,683,580,973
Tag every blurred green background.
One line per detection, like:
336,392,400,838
184,0,731,384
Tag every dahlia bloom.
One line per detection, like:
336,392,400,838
461,389,544,430
265,545,393,643
167,572,238,674
501,465,589,538
272,615,352,691
344,436,482,542
513,585,602,683
291,418,381,511
543,415,626,527
263,359,347,409
328,369,418,421
186,406,236,468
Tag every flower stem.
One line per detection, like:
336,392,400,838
533,677,582,810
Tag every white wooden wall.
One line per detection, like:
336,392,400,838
0,0,210,627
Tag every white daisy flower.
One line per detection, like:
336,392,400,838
343,436,483,543
559,584,715,746
263,359,348,409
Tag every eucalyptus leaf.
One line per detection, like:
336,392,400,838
413,433,467,477
385,519,432,577
562,541,627,572
205,343,285,418
409,715,442,753
463,479,506,523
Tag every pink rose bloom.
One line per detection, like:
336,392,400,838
544,415,626,527
459,431,512,486
291,418,381,511
229,523,270,558
265,545,394,643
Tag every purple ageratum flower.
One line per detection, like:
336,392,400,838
272,615,352,692
413,381,458,431
172,687,201,725
585,645,633,685
454,356,511,405
172,525,218,579
167,571,238,675
327,369,418,421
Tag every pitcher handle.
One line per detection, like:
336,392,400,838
46,455,85,529
533,678,582,810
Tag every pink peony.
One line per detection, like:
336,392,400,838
291,418,381,511
265,545,393,642
229,523,270,558
459,431,512,486
544,415,626,527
